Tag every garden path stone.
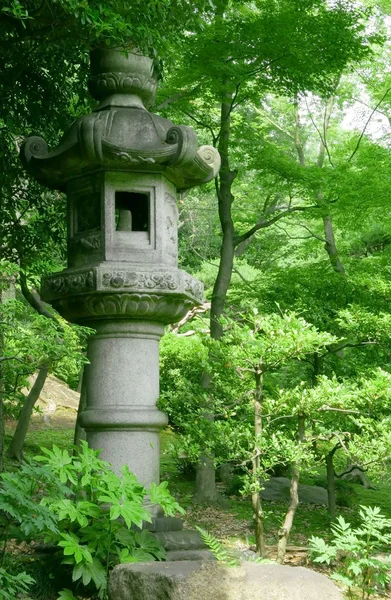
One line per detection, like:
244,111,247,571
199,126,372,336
262,477,328,505
109,560,343,600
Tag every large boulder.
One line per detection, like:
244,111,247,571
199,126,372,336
262,477,328,505
109,561,343,600
22,373,79,425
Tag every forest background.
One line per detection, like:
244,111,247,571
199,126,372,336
3,0,391,593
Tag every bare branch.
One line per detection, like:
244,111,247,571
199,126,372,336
318,406,361,415
298,223,327,243
182,112,219,146
0,356,26,364
252,106,294,140
233,206,316,247
228,83,240,116
348,86,391,163
275,223,327,243
19,271,60,324
170,302,211,334
154,84,202,111
327,340,377,354
294,96,306,167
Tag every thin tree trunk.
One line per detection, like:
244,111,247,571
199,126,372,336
276,414,305,564
326,450,337,521
0,375,4,473
322,214,346,275
0,312,4,473
276,464,300,564
295,88,346,276
210,93,236,341
194,88,237,504
0,277,15,472
316,89,346,276
294,97,306,167
73,364,87,449
7,367,48,461
253,369,266,556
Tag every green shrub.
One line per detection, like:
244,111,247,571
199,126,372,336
309,505,391,599
0,442,183,600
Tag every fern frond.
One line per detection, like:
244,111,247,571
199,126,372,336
196,526,239,567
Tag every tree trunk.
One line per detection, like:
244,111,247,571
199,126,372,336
0,313,4,473
73,364,87,449
322,214,346,275
253,369,266,556
210,93,236,341
0,276,15,472
7,367,48,461
276,414,305,564
194,88,237,504
193,369,221,504
295,89,346,276
0,377,4,473
326,451,337,521
276,464,300,564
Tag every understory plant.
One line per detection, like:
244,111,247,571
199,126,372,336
0,442,184,600
309,506,391,599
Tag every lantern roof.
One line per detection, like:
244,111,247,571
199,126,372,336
21,49,220,192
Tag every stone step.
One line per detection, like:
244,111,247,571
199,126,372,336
166,549,216,562
143,516,184,533
151,530,207,552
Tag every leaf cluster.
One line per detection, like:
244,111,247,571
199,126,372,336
310,505,391,598
0,442,183,599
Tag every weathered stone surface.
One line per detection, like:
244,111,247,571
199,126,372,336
152,531,207,552
342,467,375,489
79,321,167,484
23,373,80,411
262,477,328,505
109,561,343,600
143,517,184,533
165,550,216,562
0,277,16,302
21,50,220,192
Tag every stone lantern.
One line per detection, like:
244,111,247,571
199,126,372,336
21,49,220,488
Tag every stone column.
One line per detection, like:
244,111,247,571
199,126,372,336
80,320,167,486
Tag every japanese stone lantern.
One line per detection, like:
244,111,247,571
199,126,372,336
21,49,220,488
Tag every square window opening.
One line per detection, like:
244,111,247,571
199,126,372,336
115,191,149,232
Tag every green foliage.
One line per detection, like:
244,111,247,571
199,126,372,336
195,526,239,567
57,590,78,600
0,568,35,600
309,506,391,599
0,296,90,421
1,0,212,53
0,442,182,599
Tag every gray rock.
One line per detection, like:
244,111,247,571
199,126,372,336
262,477,328,505
109,560,343,600
152,530,207,552
166,550,216,562
23,373,80,413
143,517,184,533
342,468,375,489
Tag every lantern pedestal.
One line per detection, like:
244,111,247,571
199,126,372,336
79,321,166,485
